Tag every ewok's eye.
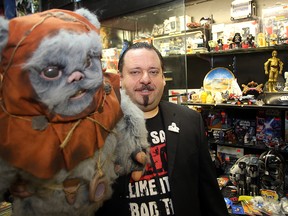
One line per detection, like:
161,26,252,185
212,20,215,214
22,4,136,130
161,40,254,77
41,66,62,80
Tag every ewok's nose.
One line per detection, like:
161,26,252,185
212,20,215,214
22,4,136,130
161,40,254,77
67,71,85,83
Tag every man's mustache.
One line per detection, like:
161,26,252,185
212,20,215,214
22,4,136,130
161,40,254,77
136,85,155,91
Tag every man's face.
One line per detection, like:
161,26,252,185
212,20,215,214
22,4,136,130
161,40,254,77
120,48,166,112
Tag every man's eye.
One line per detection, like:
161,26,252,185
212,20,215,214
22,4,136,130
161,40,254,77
149,70,159,76
41,66,62,80
130,71,140,75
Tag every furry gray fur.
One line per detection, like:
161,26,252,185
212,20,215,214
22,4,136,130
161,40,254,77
0,9,149,216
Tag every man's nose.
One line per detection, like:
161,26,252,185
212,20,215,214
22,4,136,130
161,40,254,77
139,71,151,83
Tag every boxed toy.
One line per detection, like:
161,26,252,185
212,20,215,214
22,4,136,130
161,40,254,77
233,118,256,145
262,4,288,45
217,145,244,175
205,109,232,129
208,127,235,143
256,110,282,147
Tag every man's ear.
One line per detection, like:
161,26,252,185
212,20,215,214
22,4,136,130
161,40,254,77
118,70,122,77
163,74,166,86
0,16,9,62
119,71,123,88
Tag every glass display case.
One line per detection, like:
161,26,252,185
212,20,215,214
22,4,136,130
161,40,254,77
100,0,189,100
153,27,210,56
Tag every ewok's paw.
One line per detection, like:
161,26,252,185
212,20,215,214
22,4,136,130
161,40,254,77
130,149,149,181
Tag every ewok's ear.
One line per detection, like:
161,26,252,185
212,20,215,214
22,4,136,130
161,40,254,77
75,8,101,29
0,16,9,62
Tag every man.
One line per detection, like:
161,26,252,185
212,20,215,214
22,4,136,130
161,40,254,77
96,42,229,216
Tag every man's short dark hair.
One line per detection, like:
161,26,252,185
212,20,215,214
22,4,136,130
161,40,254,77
118,42,164,73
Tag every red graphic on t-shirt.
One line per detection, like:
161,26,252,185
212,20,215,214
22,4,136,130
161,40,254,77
141,143,168,181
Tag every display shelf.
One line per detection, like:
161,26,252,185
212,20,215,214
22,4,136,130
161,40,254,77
190,45,288,57
209,139,288,154
185,102,288,157
183,102,288,110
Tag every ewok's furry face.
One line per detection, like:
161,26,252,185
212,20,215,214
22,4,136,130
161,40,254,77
25,30,103,116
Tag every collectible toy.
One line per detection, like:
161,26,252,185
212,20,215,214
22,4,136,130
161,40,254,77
0,8,149,216
264,50,284,92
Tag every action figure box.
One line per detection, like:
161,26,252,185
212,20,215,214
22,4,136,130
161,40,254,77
233,118,256,145
208,127,235,143
256,110,282,146
204,109,232,129
262,4,288,45
216,145,244,175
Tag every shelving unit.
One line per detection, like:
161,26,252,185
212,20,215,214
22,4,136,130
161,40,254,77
185,101,288,158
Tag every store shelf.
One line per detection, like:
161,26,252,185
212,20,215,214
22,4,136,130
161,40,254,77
183,102,288,110
191,45,288,56
209,139,285,151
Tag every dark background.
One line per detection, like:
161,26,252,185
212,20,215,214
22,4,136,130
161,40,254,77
41,0,175,20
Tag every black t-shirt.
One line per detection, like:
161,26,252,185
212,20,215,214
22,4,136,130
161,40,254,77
96,111,175,216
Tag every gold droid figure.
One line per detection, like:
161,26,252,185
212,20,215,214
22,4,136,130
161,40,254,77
264,50,284,92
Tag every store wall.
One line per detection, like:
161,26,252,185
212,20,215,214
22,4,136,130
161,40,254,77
185,0,285,24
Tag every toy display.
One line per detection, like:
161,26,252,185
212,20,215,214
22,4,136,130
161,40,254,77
211,20,259,51
229,154,260,196
264,50,284,93
229,150,286,198
262,4,288,45
0,9,150,216
258,150,286,198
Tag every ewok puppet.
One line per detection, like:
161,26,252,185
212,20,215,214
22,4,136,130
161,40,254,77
0,8,149,216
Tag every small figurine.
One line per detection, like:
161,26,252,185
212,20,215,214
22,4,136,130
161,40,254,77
242,81,263,95
208,40,217,52
264,50,284,92
232,32,242,48
246,34,255,48
217,38,223,50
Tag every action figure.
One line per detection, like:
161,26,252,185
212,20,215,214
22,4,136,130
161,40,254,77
246,34,255,48
264,50,284,92
217,38,223,50
232,32,242,48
